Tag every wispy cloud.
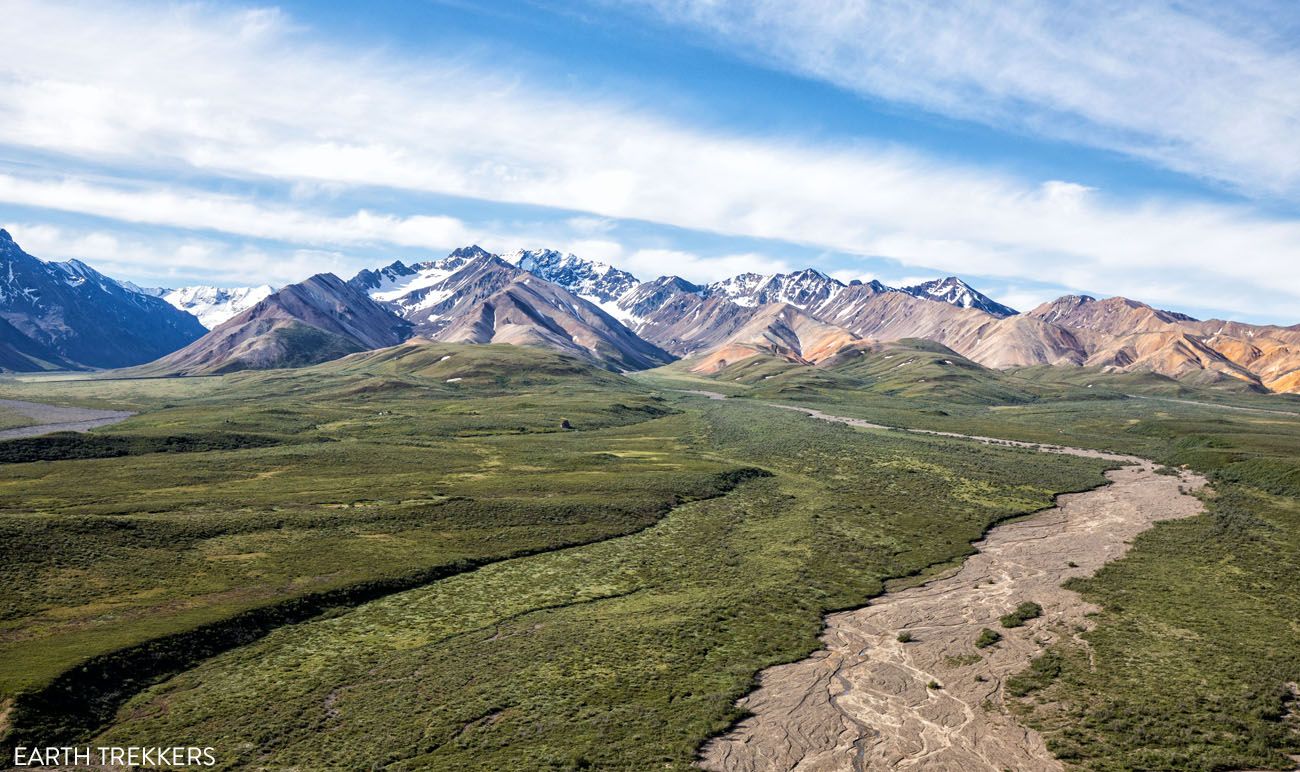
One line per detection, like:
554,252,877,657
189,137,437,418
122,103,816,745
623,0,1300,197
0,175,473,249
1,1,1299,321
10,223,356,287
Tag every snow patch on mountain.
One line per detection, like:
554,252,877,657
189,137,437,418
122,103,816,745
351,256,476,307
151,285,276,329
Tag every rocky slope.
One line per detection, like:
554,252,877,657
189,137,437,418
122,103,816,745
707,269,851,310
506,248,640,315
686,303,862,373
0,230,206,370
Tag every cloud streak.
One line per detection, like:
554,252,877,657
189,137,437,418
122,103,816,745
0,175,473,249
1,1,1299,321
624,0,1300,197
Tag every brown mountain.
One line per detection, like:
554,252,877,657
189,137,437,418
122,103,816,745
138,273,411,375
1026,295,1300,392
686,303,862,373
636,278,1299,392
370,252,673,371
815,291,1087,369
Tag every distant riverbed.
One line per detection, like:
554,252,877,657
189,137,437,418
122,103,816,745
0,399,134,440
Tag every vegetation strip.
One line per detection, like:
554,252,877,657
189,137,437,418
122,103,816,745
0,467,768,755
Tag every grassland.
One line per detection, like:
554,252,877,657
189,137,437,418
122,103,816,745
0,345,751,743
84,395,1108,769
3,341,1297,770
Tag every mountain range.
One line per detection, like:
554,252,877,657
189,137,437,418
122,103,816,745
0,229,205,370
1,231,1297,393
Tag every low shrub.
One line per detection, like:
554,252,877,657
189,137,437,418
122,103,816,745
1000,601,1044,628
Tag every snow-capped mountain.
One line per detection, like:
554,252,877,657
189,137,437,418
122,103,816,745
0,229,205,370
151,285,276,329
706,269,847,310
349,247,672,371
347,248,487,307
901,277,1017,318
506,248,641,318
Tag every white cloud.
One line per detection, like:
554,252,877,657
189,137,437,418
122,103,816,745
621,249,792,282
0,175,474,249
1,1,1299,321
9,223,357,287
984,288,1056,315
627,0,1300,197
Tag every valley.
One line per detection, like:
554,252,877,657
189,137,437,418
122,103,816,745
1,226,1298,771
0,341,1296,769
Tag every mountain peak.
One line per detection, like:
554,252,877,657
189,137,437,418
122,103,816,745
448,245,495,260
0,228,11,243
0,237,206,370
901,276,1017,317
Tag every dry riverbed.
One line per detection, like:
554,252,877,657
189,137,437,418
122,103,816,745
701,404,1208,772
0,398,133,439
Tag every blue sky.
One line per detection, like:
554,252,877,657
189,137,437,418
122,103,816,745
2,0,1299,322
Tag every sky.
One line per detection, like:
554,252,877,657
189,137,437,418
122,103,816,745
2,0,1299,323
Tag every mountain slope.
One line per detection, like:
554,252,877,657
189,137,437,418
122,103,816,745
0,230,205,370
347,247,486,303
1027,295,1193,334
356,249,673,371
141,273,411,374
818,291,1087,369
686,303,861,373
707,269,849,310
616,277,759,357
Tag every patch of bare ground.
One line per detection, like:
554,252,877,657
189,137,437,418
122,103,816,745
700,406,1208,772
